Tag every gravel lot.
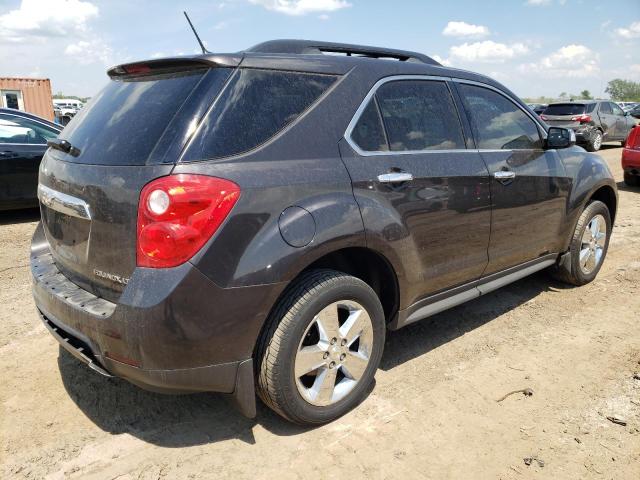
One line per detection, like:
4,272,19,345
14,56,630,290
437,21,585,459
1,145,639,479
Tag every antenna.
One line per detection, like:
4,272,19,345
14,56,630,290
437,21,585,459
183,11,208,54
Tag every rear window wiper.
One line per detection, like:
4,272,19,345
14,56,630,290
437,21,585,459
47,139,81,157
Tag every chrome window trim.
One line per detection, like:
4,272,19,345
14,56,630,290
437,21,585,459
344,74,470,157
0,112,61,146
343,74,548,157
453,78,548,140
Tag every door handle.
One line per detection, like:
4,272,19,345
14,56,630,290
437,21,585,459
377,172,414,183
494,171,516,181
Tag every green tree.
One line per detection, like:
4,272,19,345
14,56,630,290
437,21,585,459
580,90,593,100
605,79,640,101
559,91,568,99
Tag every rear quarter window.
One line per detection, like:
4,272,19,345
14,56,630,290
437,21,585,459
184,69,337,161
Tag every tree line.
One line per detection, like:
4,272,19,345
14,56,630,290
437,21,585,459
524,79,640,104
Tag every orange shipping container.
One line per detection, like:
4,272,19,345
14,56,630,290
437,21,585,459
0,77,54,121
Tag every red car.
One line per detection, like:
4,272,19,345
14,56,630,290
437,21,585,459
622,126,640,186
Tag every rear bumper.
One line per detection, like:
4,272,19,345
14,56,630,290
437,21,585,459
622,148,640,172
31,223,286,416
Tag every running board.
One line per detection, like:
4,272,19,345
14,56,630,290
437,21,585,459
390,256,557,330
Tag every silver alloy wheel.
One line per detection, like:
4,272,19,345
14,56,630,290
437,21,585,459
593,132,602,150
294,300,374,407
579,213,607,275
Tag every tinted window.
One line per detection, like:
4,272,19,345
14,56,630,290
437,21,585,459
610,102,625,116
375,81,465,151
599,102,612,114
350,98,388,152
458,84,542,150
0,114,59,144
58,69,209,165
544,103,587,115
186,69,336,160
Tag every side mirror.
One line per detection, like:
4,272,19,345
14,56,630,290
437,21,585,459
546,127,575,149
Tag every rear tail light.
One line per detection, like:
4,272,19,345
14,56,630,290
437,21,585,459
571,114,592,124
540,114,548,121
137,174,240,268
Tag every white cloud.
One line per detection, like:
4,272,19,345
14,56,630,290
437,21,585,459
615,21,640,39
518,44,599,78
449,41,529,63
0,0,98,43
248,0,351,16
64,39,113,65
526,0,551,5
431,54,452,67
442,21,490,38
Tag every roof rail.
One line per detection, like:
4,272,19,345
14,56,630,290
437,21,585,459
247,39,441,66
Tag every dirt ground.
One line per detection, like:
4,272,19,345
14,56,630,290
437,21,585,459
1,145,639,479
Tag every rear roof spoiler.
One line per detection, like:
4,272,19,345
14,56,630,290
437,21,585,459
247,39,441,66
107,54,242,78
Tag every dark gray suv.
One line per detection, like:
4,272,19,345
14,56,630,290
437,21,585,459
32,40,617,425
541,100,636,151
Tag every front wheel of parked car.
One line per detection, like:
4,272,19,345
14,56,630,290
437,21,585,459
585,130,603,152
551,200,611,286
255,269,385,425
624,172,640,187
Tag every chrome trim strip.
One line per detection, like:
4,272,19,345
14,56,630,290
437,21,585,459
37,184,91,220
476,259,555,296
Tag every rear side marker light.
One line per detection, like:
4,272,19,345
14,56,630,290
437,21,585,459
137,174,241,268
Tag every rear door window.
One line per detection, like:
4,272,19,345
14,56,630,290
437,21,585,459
184,69,337,160
350,98,389,152
458,84,542,150
375,80,465,151
57,69,210,165
599,102,612,114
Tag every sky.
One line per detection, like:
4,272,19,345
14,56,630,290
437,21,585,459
0,0,638,99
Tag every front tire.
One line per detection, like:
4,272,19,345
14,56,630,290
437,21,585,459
585,130,603,152
551,200,611,286
256,269,385,425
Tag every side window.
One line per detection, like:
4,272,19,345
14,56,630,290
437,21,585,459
458,84,542,150
585,103,596,113
0,114,58,144
599,102,612,114
185,69,337,160
610,102,625,116
375,80,465,151
350,98,388,152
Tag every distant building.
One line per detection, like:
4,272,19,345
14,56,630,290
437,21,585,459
0,77,54,121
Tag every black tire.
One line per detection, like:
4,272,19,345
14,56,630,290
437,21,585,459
624,172,640,187
255,269,385,425
550,200,611,286
585,130,603,152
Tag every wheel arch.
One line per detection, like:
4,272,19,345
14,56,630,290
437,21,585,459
588,184,617,224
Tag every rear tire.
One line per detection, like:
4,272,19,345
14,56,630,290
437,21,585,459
255,269,385,425
585,130,603,152
550,200,611,286
624,172,640,187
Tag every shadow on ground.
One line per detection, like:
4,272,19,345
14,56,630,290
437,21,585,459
58,270,570,448
0,208,40,226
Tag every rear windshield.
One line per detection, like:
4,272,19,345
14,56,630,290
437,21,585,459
58,70,206,165
544,103,587,115
184,69,337,161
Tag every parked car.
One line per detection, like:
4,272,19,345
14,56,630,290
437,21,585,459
0,108,61,210
540,101,635,151
622,126,640,186
617,102,638,111
32,40,618,425
627,104,640,120
527,103,547,115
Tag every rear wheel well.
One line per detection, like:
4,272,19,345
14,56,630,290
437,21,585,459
589,185,617,224
300,247,399,323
